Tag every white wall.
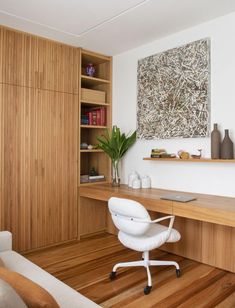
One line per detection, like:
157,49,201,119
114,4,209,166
113,12,235,197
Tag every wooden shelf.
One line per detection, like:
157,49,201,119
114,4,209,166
81,49,110,64
80,149,103,153
81,100,109,107
80,180,110,186
81,75,110,86
143,157,235,163
79,49,112,188
81,125,107,129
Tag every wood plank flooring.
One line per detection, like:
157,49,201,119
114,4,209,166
24,233,235,307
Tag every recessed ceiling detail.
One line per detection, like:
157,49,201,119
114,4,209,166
0,0,235,54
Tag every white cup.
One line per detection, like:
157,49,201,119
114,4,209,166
132,178,141,189
128,171,139,188
141,175,151,188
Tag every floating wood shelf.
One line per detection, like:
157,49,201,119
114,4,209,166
143,157,235,163
81,75,110,86
81,100,109,107
80,180,110,186
80,149,103,153
80,125,107,129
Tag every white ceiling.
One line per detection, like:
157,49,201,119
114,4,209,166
0,0,235,55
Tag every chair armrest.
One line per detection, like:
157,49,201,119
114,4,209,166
0,231,12,252
150,216,175,241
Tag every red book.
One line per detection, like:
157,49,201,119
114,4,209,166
96,108,101,126
92,111,97,125
86,111,92,125
101,107,106,126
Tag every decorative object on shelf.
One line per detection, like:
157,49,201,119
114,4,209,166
97,125,136,187
132,178,141,189
80,142,88,149
191,149,202,159
221,129,234,159
81,88,106,104
86,63,95,77
128,171,139,188
178,150,190,159
87,144,93,150
89,167,98,176
141,175,151,188
137,39,210,139
211,123,221,159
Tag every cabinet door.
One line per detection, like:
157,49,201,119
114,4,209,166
31,90,78,248
0,27,38,88
0,84,37,251
38,39,79,94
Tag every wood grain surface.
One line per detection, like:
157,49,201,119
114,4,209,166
25,233,235,307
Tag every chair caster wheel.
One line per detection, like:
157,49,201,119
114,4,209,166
109,271,116,280
144,285,152,295
176,269,181,278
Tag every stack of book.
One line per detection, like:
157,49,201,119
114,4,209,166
151,149,176,158
84,107,106,126
89,175,105,182
80,174,105,183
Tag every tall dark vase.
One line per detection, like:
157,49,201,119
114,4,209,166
211,123,221,159
221,129,234,159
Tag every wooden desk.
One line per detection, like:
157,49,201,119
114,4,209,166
79,184,235,272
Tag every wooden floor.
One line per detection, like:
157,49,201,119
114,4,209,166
25,233,235,307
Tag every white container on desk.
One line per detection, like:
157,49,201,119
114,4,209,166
128,171,139,188
141,175,151,188
132,178,141,189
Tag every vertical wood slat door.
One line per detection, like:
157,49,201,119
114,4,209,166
38,39,79,94
0,84,37,251
0,84,78,251
0,26,38,88
31,90,78,249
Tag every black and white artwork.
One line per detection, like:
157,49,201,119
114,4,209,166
137,39,210,139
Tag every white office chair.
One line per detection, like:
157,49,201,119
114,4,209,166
108,197,181,294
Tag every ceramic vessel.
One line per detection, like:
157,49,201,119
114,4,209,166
128,171,138,187
86,63,95,77
221,129,234,159
132,178,141,189
211,123,221,159
141,175,151,188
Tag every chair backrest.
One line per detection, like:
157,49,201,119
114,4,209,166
108,197,151,236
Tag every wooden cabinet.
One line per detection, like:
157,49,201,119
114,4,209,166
79,49,112,186
0,26,79,252
0,84,37,251
0,26,79,93
0,84,78,251
0,27,39,88
0,26,112,251
38,39,79,93
31,90,78,249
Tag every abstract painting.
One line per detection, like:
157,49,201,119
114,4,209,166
137,39,210,139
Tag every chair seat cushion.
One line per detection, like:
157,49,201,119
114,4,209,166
118,223,181,252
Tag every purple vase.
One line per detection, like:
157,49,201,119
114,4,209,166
86,63,95,77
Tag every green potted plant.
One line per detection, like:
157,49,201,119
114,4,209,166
97,125,136,186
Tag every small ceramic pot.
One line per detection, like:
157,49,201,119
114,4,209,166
128,171,139,187
86,63,95,77
132,178,141,189
141,175,151,188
